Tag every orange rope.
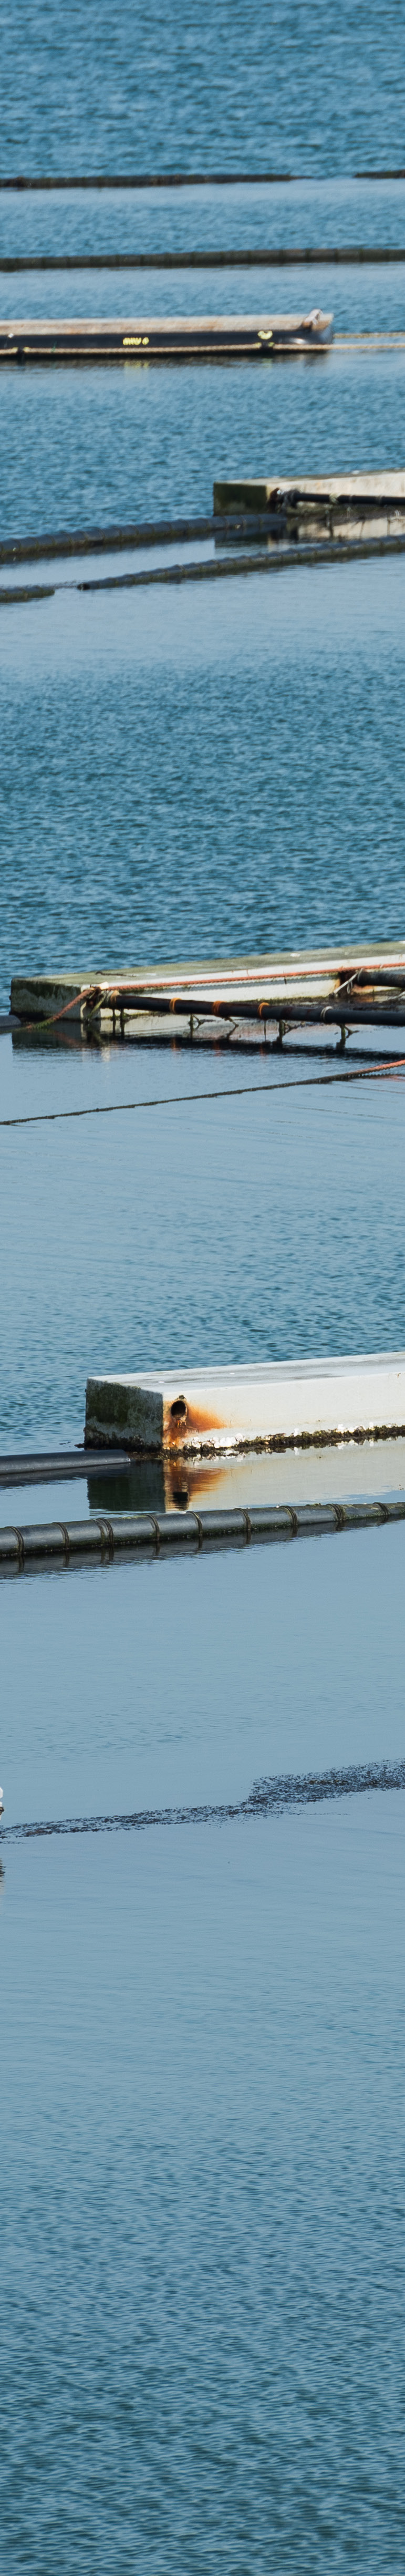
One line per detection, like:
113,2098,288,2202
19,982,102,1034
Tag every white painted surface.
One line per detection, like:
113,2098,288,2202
214,471,405,506
85,1354,405,1455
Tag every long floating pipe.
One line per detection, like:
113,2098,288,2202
2,246,405,268
0,169,404,187
0,172,296,189
87,1001,405,1032
0,1494,404,1576
0,499,404,572
0,512,295,566
0,1448,133,1488
4,528,405,610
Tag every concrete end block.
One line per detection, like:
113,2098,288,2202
85,1375,164,1452
213,478,273,515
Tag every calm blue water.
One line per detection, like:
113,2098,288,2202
2,1516,405,1819
2,1017,405,1450
1,8,405,174
2,554,405,1448
2,122,405,2573
2,1699,405,2568
2,180,405,260
2,1514,405,2565
2,259,405,334
2,558,405,998
2,341,405,538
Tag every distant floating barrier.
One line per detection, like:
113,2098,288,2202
1,246,404,269
0,168,404,187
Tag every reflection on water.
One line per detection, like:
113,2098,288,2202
87,1458,166,1513
2,1436,404,1532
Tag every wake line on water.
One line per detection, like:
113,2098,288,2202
3,1758,405,1842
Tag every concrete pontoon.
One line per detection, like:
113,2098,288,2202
213,469,405,540
0,310,333,364
85,1354,405,1457
11,937,405,1043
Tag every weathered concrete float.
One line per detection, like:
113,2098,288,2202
85,1355,405,1457
11,938,405,1042
0,309,333,363
214,469,405,540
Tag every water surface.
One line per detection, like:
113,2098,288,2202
1,1796,405,2572
2,341,405,538
2,180,405,259
2,1015,405,1448
2,555,405,997
1,9,405,174
2,59,405,2562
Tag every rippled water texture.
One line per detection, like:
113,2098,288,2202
2,44,405,2552
2,559,405,991
2,338,405,551
1,183,405,543
1,7,405,172
2,178,405,257
2,1024,405,1449
2,1516,405,2570
2,1792,405,2573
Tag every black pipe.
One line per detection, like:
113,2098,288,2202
83,985,405,1029
0,1448,133,1487
0,1493,403,1579
0,513,281,566
1,245,404,267
0,171,294,189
